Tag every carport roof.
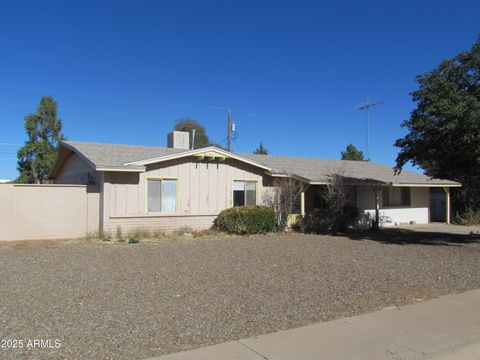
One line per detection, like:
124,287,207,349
50,141,460,187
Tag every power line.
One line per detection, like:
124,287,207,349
0,101,177,119
0,84,226,110
0,84,259,119
0,143,21,146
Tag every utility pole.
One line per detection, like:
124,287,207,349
357,97,383,161
227,108,232,152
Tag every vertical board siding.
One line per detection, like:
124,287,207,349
103,157,272,233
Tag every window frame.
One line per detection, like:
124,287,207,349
382,186,411,208
145,176,179,215
232,179,258,207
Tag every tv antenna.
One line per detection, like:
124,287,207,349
357,97,383,160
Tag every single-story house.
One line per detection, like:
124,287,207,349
49,132,460,234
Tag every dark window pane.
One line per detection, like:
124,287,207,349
382,187,389,207
246,190,256,205
401,187,411,206
245,182,256,205
233,190,245,206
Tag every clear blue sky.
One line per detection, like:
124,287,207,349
0,0,478,180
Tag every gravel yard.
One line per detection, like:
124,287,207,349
0,230,479,359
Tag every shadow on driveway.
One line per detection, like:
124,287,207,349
346,227,480,247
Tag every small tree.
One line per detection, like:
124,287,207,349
265,177,304,231
254,142,269,155
17,96,65,184
341,144,365,161
303,174,359,234
174,118,211,149
322,175,359,233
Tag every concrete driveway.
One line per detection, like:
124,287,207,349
394,223,480,235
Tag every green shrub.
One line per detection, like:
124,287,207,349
213,206,277,235
128,238,140,244
457,208,480,226
303,204,359,234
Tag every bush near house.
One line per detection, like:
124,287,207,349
213,206,277,235
457,208,480,226
303,204,359,234
303,174,360,234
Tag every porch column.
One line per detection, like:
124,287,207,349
371,186,381,230
300,191,305,217
443,187,451,224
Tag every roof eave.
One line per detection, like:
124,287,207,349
125,146,272,171
390,183,462,187
95,166,146,173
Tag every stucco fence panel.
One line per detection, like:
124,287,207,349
0,184,99,241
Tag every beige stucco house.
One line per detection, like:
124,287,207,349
49,132,460,234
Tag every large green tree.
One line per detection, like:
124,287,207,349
341,144,365,161
17,96,65,184
395,38,480,208
254,142,269,155
174,118,211,149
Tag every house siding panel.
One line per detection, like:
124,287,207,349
102,157,272,234
356,186,430,226
56,153,99,184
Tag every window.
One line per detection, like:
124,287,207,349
382,187,410,207
233,181,257,206
147,178,177,213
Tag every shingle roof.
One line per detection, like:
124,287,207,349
239,154,459,186
56,141,460,186
62,141,187,170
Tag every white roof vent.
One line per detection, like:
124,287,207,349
167,131,190,149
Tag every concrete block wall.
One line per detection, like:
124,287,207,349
0,184,99,241
104,214,216,235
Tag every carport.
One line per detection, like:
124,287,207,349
430,186,457,224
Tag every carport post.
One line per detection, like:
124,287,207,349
370,186,381,230
301,191,305,217
443,187,451,224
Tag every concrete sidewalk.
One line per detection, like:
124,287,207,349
148,289,480,360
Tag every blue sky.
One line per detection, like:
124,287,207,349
0,0,478,180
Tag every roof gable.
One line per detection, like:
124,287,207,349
125,146,271,171
50,141,271,178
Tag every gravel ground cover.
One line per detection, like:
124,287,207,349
0,230,479,359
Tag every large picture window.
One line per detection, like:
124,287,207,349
233,181,257,206
383,187,410,207
147,178,177,213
